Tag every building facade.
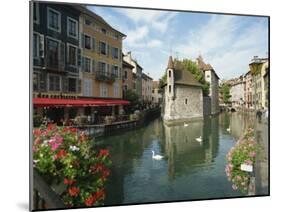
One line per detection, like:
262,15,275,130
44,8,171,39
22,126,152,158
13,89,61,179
244,71,254,109
122,60,134,92
141,73,153,103
32,3,129,124
152,81,162,104
249,56,269,110
77,6,125,100
33,2,81,99
33,2,82,123
123,52,143,99
230,76,245,109
196,56,220,115
163,56,203,124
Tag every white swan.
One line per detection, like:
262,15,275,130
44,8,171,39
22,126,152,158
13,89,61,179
196,136,202,143
227,127,231,132
184,122,189,127
152,151,164,160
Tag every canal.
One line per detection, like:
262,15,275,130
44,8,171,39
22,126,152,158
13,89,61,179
93,112,268,205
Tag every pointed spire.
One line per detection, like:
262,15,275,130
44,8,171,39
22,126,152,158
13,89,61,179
167,56,174,69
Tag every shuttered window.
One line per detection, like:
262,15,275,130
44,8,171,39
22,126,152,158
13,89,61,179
49,75,60,91
33,33,39,57
83,79,92,97
68,78,76,92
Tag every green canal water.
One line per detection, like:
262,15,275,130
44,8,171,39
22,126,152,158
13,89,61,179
93,112,267,205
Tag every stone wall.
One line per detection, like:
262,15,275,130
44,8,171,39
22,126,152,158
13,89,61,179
164,85,203,122
203,96,211,116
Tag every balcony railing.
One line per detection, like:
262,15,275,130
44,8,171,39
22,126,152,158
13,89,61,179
95,71,117,82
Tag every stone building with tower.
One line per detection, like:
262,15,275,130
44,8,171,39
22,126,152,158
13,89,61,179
196,56,220,115
163,56,203,124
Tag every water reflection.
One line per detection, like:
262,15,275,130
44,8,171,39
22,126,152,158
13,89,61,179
220,112,255,139
93,112,267,205
164,117,219,180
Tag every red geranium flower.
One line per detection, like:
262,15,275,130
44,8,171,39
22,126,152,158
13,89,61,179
55,150,68,160
70,127,78,133
33,129,42,136
95,188,105,200
90,163,104,173
98,149,109,157
63,178,75,185
47,123,56,131
84,194,97,206
68,186,80,197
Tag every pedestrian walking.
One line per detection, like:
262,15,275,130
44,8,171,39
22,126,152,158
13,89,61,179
256,109,262,123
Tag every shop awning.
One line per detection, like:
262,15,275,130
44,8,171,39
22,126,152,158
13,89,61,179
33,98,130,108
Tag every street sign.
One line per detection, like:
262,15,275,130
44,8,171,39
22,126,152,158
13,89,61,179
240,163,253,172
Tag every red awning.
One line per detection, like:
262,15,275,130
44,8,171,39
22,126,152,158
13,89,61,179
33,98,130,108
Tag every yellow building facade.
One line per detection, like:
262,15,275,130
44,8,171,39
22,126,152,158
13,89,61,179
78,7,126,99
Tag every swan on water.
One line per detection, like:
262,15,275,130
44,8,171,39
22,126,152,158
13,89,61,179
152,150,164,160
196,136,202,143
184,122,189,127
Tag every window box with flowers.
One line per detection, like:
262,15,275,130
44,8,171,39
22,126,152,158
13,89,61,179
33,124,112,208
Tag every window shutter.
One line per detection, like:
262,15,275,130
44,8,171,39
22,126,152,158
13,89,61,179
98,41,101,54
39,73,47,91
119,49,122,62
66,45,69,64
111,46,114,59
81,33,85,48
62,76,68,92
39,34,44,58
107,44,110,57
60,42,65,70
78,48,81,66
119,67,122,79
77,79,81,93
98,62,101,72
92,37,95,52
92,59,95,72
107,64,110,76
111,65,114,76
81,57,85,71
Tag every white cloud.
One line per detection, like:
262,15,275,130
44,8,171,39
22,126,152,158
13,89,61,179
147,39,162,47
117,8,165,23
174,15,268,79
125,26,149,47
116,8,176,34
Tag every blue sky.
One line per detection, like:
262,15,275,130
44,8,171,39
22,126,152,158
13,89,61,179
88,6,268,80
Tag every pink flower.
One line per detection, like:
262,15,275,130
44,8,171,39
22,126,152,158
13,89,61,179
249,151,256,157
48,136,63,152
236,175,242,181
245,159,253,165
232,184,238,190
51,143,60,151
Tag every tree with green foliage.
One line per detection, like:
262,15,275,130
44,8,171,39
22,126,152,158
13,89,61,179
220,83,232,104
123,90,141,112
160,58,210,96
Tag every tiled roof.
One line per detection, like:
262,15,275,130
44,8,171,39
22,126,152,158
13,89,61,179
167,56,174,69
196,56,219,79
173,61,202,87
123,60,134,69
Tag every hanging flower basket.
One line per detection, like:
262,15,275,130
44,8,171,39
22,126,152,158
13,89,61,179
225,127,260,194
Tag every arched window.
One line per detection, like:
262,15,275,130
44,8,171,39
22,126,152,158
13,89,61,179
169,85,171,93
185,98,188,105
168,70,171,78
